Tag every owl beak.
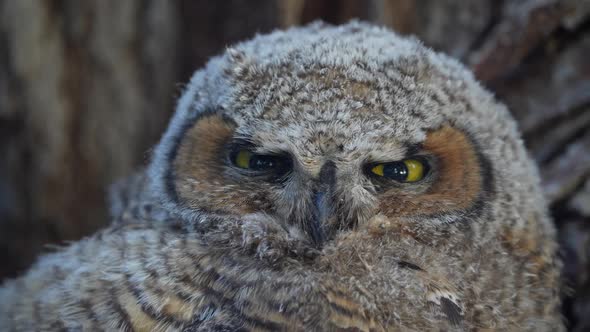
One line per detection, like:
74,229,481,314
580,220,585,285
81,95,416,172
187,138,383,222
310,190,330,246
308,161,337,247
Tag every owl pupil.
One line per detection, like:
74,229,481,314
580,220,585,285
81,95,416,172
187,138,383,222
250,155,277,170
383,162,408,181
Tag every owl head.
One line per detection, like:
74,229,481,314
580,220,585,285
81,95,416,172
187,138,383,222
147,21,560,328
149,20,549,245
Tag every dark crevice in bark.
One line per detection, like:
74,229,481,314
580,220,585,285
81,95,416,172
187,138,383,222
463,0,504,62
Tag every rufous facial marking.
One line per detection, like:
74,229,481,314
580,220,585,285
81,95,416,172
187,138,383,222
378,125,486,220
172,114,261,215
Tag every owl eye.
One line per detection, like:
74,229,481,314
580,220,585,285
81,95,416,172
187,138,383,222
370,158,428,182
232,149,289,172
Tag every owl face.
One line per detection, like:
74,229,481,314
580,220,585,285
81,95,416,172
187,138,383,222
146,20,557,253
149,22,533,248
165,65,492,248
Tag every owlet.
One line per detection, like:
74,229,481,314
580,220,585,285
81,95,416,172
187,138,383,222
0,21,563,331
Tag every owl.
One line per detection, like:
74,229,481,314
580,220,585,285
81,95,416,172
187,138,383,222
0,21,563,331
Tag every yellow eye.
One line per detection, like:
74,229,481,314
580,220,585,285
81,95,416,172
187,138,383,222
370,158,427,183
235,150,252,169
232,149,290,174
404,159,425,182
371,164,385,176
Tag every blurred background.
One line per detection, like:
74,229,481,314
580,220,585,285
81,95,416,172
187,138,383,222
0,0,588,330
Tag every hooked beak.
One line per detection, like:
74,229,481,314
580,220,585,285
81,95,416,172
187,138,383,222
308,161,337,248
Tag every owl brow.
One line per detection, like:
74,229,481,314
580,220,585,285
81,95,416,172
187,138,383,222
228,137,256,149
404,142,423,157
226,135,268,158
227,136,290,156
363,142,424,165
